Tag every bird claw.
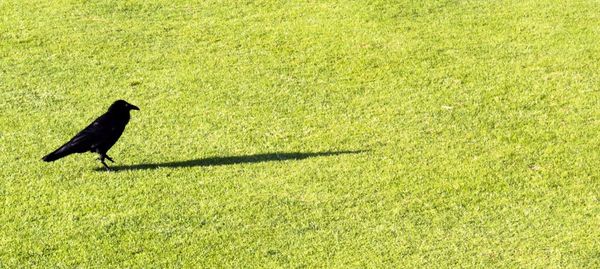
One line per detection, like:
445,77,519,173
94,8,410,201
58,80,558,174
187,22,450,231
98,155,115,163
100,160,111,171
97,155,113,171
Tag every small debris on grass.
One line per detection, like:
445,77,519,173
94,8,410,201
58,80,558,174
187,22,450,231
529,164,542,171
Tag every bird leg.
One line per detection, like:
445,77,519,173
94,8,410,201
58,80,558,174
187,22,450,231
98,155,111,171
105,155,115,163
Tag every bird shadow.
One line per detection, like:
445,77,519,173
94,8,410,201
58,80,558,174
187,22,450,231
96,150,367,172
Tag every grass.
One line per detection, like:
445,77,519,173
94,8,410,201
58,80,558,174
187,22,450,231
1,0,599,267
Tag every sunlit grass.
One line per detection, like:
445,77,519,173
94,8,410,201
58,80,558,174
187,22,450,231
0,0,599,267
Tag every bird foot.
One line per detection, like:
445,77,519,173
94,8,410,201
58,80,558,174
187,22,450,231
101,160,111,172
97,155,113,171
97,155,115,163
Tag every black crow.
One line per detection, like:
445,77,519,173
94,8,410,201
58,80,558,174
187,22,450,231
42,100,140,171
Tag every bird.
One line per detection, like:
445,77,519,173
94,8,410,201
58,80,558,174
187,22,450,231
42,100,140,171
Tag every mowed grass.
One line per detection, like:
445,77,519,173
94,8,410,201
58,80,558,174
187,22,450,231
1,0,599,267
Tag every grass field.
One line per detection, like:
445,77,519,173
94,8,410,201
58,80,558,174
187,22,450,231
1,0,599,267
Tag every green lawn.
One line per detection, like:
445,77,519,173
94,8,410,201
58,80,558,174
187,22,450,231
1,0,599,267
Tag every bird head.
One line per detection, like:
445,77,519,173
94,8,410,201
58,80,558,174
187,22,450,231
109,100,140,113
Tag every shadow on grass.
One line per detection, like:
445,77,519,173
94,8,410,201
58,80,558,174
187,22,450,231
97,150,367,172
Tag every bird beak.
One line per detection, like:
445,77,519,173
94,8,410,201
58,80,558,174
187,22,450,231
130,105,140,111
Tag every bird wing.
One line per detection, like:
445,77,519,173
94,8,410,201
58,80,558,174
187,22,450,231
64,113,115,152
43,113,114,161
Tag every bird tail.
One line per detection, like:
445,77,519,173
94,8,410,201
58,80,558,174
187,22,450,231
42,146,71,162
